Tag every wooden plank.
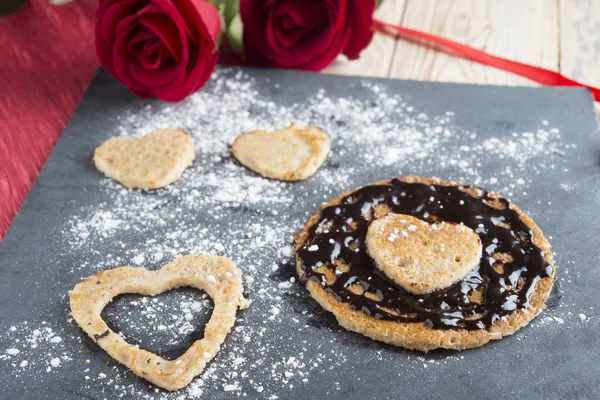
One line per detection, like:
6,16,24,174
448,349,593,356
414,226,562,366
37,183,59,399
323,0,406,77
559,0,600,115
388,0,559,86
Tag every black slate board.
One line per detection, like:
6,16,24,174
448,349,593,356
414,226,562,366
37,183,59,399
1,68,600,399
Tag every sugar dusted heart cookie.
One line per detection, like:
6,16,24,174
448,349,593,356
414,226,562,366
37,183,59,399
232,122,330,181
94,129,195,190
366,213,482,294
69,255,248,391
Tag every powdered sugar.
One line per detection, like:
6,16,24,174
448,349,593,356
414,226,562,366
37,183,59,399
0,69,587,398
1,321,73,377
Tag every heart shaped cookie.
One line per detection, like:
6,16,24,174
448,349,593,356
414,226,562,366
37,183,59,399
232,122,330,181
69,255,248,391
94,129,195,190
366,213,482,294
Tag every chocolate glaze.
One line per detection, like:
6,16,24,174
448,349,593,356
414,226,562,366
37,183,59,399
297,179,553,330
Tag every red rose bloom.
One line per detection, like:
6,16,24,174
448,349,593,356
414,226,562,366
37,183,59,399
95,0,220,102
240,0,376,71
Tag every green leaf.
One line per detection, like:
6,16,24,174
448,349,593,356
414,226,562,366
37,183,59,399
226,13,244,53
224,0,240,26
377,0,384,6
216,28,224,50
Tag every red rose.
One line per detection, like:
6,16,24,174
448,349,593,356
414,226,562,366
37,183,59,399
240,0,376,71
95,0,220,102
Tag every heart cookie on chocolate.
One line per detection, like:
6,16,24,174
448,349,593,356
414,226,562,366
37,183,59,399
366,213,482,294
295,177,555,351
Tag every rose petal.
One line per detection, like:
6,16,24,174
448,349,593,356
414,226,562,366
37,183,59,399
129,5,188,93
186,0,220,43
155,49,217,102
112,20,179,91
138,13,183,63
152,0,219,45
144,0,219,101
242,0,352,70
151,0,197,41
139,47,161,69
96,0,144,77
111,23,154,92
283,0,348,70
170,35,218,100
136,40,172,70
280,13,298,29
126,25,155,58
280,22,336,64
326,0,345,31
128,87,154,98
261,3,333,59
98,0,220,101
161,0,219,100
114,4,161,42
272,11,351,70
129,57,180,87
104,14,143,82
272,26,348,70
275,0,326,30
343,0,376,59
272,0,327,48
265,7,282,52
242,5,276,66
193,0,220,42
127,25,156,45
274,24,305,47
98,0,143,44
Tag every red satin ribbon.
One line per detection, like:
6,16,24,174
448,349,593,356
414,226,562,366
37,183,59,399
373,19,600,102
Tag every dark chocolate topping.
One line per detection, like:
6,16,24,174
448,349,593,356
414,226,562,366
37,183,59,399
297,179,553,330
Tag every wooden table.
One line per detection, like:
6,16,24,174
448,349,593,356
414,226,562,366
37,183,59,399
326,0,599,96
0,0,599,240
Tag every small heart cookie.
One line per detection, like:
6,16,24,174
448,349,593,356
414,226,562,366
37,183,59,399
94,129,195,190
366,214,482,294
232,122,330,181
69,255,248,391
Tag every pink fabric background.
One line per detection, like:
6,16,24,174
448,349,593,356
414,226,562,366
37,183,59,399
0,0,99,241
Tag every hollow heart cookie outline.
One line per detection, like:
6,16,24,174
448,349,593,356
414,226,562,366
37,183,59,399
69,255,248,391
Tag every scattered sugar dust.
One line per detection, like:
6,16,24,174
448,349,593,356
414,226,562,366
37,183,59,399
0,69,590,398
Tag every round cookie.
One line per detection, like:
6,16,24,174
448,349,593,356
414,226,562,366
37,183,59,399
295,177,555,352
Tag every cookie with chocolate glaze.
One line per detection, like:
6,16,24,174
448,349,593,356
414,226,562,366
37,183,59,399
295,177,555,351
